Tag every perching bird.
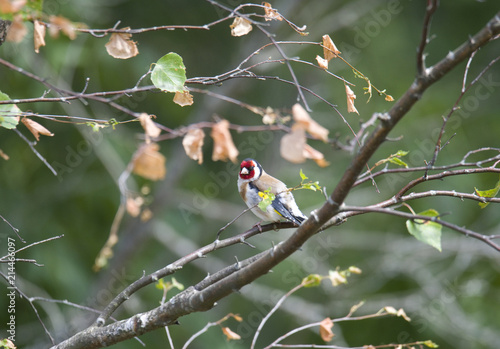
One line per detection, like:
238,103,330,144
238,158,307,225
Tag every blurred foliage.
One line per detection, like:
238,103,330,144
1,1,499,349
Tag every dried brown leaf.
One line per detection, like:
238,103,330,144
138,113,161,141
280,124,306,163
6,15,27,43
132,143,166,181
21,117,54,141
222,327,241,341
316,55,328,70
211,119,239,163
322,34,340,61
345,85,359,115
182,128,205,164
33,20,46,53
0,149,9,160
385,94,394,102
230,17,252,37
303,144,330,167
105,27,139,59
0,0,26,13
173,90,194,107
319,317,334,342
292,103,329,142
262,2,282,21
49,15,76,40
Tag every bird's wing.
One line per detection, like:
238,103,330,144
271,197,304,225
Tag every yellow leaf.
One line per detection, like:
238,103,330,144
105,27,139,59
319,317,335,342
230,17,252,37
33,20,46,53
222,327,241,341
211,119,239,163
345,85,359,114
132,143,166,181
21,117,54,141
173,90,194,107
182,128,205,164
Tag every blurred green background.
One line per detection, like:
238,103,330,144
1,0,499,348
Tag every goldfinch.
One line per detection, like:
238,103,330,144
238,158,307,225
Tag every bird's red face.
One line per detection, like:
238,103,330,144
239,159,257,180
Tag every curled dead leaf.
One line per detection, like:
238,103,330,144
322,34,341,61
304,144,330,167
292,103,329,142
211,119,239,163
316,55,329,70
319,317,334,342
230,17,252,37
222,327,241,341
138,113,161,141
280,124,306,164
182,128,205,164
262,2,282,21
105,27,139,59
21,117,54,141
33,20,46,53
345,85,359,115
49,15,77,40
173,90,194,107
132,143,166,181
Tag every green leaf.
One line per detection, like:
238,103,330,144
375,150,409,168
0,92,20,129
389,157,408,168
257,188,275,212
301,274,322,287
422,340,439,348
299,168,308,181
406,209,442,252
475,176,500,209
151,52,187,93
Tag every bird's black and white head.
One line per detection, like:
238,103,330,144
239,158,263,182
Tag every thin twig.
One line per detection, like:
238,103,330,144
416,0,439,75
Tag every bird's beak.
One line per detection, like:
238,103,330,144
240,167,249,175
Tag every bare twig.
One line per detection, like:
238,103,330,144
416,0,439,75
